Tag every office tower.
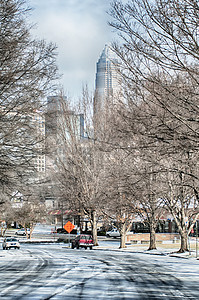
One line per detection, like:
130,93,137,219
46,96,84,144
45,95,84,210
94,45,120,113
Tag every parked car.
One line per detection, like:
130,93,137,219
56,228,77,234
56,228,67,234
106,228,120,237
97,227,106,236
15,228,30,236
71,234,94,250
2,237,20,250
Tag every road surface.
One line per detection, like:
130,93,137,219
0,243,198,299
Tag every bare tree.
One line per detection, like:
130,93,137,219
1,183,48,239
100,146,137,248
103,99,167,249
0,0,58,196
13,201,47,239
160,151,199,252
46,92,107,246
109,0,199,252
135,169,165,250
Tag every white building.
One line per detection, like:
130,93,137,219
32,110,46,175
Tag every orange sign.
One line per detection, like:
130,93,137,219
64,221,75,233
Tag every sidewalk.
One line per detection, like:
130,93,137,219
94,239,199,260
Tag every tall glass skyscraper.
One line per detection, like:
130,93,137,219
94,45,119,113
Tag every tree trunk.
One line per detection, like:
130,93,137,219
26,229,30,240
91,210,98,246
119,223,127,248
148,223,157,250
29,225,34,240
178,231,189,253
21,224,30,240
1,228,6,237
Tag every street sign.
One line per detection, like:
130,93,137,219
64,221,75,233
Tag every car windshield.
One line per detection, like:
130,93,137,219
80,235,92,240
6,238,17,242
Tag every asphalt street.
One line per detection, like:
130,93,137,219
0,243,199,299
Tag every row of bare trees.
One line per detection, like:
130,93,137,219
0,0,58,232
54,85,199,252
51,0,199,253
107,0,199,252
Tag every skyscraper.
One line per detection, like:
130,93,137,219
94,45,120,113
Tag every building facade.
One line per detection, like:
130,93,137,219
32,110,46,176
45,95,85,216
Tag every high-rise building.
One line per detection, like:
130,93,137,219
46,96,84,147
45,95,85,210
94,45,120,113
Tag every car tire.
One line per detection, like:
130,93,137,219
90,246,93,250
84,246,87,249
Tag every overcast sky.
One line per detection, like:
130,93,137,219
28,0,114,100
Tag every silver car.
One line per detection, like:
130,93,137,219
2,237,20,250
106,228,120,237
15,228,30,236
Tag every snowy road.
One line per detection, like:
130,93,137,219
0,243,198,299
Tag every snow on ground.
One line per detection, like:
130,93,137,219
0,240,199,299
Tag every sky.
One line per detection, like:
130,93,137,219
28,0,115,100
